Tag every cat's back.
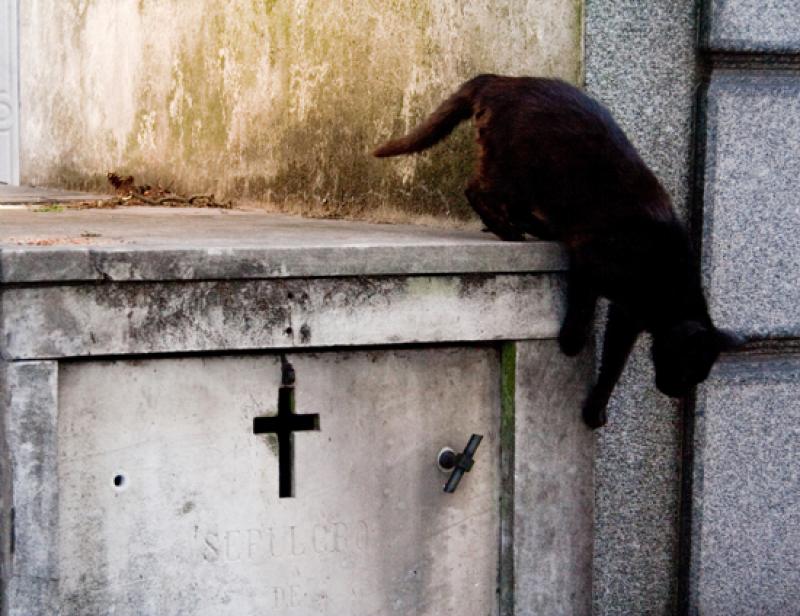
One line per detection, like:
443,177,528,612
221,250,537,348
473,75,636,159
471,75,669,220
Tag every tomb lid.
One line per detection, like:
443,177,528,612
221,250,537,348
0,207,565,283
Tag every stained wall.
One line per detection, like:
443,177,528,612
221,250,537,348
20,0,581,219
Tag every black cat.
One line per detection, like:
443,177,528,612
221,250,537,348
374,74,741,428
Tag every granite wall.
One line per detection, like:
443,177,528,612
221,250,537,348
586,1,800,614
686,1,800,613
584,2,698,613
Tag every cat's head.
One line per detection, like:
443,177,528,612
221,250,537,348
652,321,744,397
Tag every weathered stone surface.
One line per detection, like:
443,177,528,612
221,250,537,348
0,361,59,616
689,354,800,614
19,0,580,217
704,0,800,52
702,71,800,339
0,210,591,615
0,208,566,283
0,274,565,360
513,341,594,615
585,1,697,612
57,349,501,616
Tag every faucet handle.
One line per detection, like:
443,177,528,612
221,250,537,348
438,434,483,494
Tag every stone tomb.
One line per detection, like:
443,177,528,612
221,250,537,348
0,209,593,615
60,351,499,615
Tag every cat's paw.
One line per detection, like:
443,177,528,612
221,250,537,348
558,326,587,357
581,392,608,429
496,230,526,242
582,404,607,429
481,225,524,241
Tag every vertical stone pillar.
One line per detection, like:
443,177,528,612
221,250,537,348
584,2,699,614
513,341,594,615
0,361,60,616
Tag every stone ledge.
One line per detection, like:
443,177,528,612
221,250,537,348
0,275,565,360
0,208,566,283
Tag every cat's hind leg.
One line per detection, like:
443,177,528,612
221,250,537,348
582,302,641,428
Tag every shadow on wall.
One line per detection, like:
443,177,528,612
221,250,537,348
19,0,581,221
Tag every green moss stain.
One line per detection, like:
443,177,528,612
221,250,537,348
405,277,459,298
168,44,228,160
499,341,516,613
198,0,489,208
500,342,516,493
33,204,66,213
247,0,481,216
500,343,516,442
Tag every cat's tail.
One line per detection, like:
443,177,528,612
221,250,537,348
372,75,493,158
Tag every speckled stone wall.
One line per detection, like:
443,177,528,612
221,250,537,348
584,2,699,614
701,72,800,340
587,2,800,614
704,0,800,52
18,0,581,219
689,355,800,615
687,1,800,612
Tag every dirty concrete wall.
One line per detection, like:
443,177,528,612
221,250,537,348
19,0,581,219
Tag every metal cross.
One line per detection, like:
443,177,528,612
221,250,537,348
253,357,320,498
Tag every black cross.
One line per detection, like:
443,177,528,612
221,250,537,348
253,357,320,498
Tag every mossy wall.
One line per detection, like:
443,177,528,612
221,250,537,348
20,0,581,220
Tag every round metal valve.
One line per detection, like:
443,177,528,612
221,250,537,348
437,434,483,493
437,447,457,472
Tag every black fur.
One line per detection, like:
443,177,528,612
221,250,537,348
374,74,742,428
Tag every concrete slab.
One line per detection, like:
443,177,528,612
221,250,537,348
0,208,566,282
0,200,591,616
57,348,501,616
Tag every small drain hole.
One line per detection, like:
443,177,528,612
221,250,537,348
112,473,127,490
